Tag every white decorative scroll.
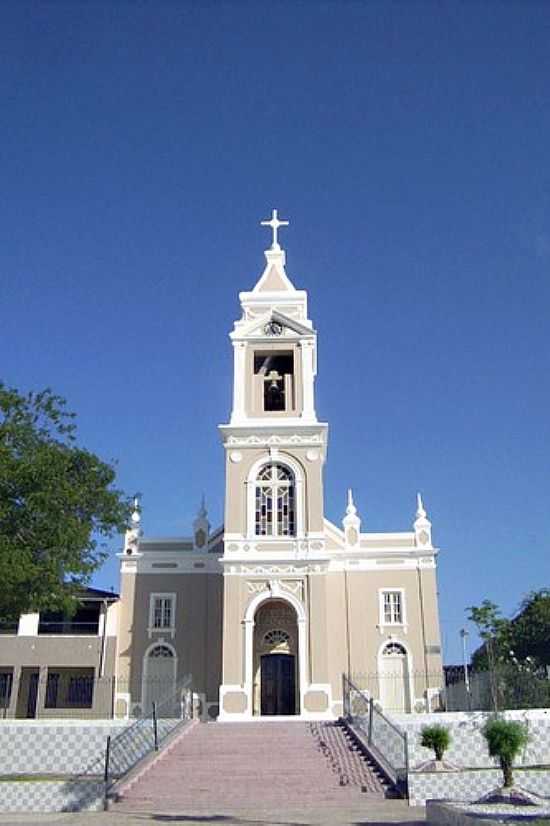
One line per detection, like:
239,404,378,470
225,433,324,447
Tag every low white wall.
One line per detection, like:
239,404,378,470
390,709,550,770
0,780,104,813
409,767,550,806
0,720,130,775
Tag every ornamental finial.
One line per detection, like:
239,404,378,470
346,488,357,516
130,494,141,525
260,208,289,250
416,492,426,519
198,493,207,518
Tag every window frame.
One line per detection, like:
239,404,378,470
254,463,296,538
148,593,176,639
378,588,407,630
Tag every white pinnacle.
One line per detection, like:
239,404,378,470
130,495,141,524
260,208,289,250
416,492,426,519
346,488,357,515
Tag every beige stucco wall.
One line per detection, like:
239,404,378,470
219,562,442,714
325,567,443,706
117,571,223,707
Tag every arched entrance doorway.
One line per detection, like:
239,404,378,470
253,600,299,715
142,643,177,715
378,642,411,713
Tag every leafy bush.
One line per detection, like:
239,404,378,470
483,718,529,787
420,724,451,761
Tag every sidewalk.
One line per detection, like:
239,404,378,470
0,799,426,826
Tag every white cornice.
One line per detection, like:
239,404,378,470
219,422,328,444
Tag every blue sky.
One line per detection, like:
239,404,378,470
2,1,549,664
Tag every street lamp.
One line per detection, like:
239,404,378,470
460,628,471,709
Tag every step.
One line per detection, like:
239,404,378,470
113,720,390,812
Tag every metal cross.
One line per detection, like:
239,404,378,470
260,209,289,249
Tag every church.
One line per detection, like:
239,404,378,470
116,212,444,721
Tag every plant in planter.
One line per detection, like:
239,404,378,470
420,724,452,763
482,718,529,789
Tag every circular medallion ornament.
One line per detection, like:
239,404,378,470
230,451,243,463
264,321,283,336
306,449,319,462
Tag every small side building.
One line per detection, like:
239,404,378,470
0,587,119,719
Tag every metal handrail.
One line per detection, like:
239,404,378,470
102,673,193,790
344,675,406,741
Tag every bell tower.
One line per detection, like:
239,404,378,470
218,211,330,719
219,210,328,548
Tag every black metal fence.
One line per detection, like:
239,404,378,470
444,664,550,712
348,667,550,714
0,671,191,720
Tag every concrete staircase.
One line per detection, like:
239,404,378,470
114,720,390,813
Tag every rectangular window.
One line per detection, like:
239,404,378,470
67,675,93,707
153,597,173,629
45,673,59,708
0,672,13,709
383,591,403,624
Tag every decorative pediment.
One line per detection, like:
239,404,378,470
232,309,315,341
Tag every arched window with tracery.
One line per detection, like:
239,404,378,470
255,464,295,537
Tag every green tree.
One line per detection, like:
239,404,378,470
420,724,451,761
0,384,131,623
468,600,511,669
482,718,529,788
508,590,550,668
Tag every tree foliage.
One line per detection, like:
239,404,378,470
0,383,131,623
420,724,451,761
468,594,550,671
482,718,529,788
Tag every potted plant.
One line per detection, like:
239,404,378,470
482,718,528,789
419,724,455,771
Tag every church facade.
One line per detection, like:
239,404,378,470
116,213,443,721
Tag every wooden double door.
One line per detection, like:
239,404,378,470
260,653,296,715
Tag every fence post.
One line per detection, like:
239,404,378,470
104,735,111,783
368,697,373,744
152,702,158,751
342,675,347,717
103,734,111,811
403,729,410,797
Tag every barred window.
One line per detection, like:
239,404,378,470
153,597,173,629
255,464,295,537
383,591,403,624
